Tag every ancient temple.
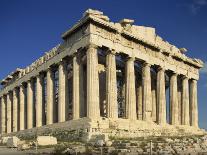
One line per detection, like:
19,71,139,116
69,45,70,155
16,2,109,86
0,9,204,139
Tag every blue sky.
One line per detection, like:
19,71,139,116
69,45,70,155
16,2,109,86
0,0,207,128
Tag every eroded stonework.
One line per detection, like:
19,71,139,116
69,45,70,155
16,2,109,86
0,9,204,140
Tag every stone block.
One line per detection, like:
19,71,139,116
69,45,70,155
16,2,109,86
37,136,57,146
1,137,10,144
6,136,20,148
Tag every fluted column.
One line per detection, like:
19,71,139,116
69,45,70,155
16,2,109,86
157,67,166,125
177,79,182,125
13,88,18,132
170,73,179,125
125,57,136,120
182,76,190,125
46,68,54,124
1,96,6,134
36,74,43,127
19,84,25,130
142,63,152,121
190,79,198,127
151,78,157,122
58,61,68,122
27,80,34,129
87,44,100,119
7,92,12,133
106,50,118,119
137,79,143,120
73,56,80,119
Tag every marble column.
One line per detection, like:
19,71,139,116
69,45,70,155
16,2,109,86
27,80,34,129
12,88,18,132
142,63,152,121
46,68,54,125
86,44,100,119
1,96,6,134
157,67,166,125
19,84,25,130
73,55,80,119
106,51,118,119
36,74,43,127
58,61,68,122
182,76,190,125
125,57,136,120
190,79,198,127
137,79,143,120
151,77,157,122
7,92,12,133
170,73,179,125
177,79,182,125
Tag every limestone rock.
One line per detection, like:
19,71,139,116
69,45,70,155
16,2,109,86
37,136,57,146
1,137,10,144
6,136,20,148
95,139,105,147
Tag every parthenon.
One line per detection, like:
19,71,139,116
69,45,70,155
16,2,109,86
0,9,204,139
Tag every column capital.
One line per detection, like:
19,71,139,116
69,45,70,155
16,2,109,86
157,66,165,72
127,56,135,62
86,43,99,51
181,75,189,80
106,48,116,55
143,62,151,67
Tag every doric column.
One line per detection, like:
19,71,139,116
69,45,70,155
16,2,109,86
36,74,43,127
27,80,34,129
106,50,118,119
151,77,157,122
190,79,198,128
182,76,190,125
58,61,68,122
86,44,100,119
125,57,136,120
157,67,166,125
73,55,80,119
142,63,152,121
137,79,143,120
13,88,18,132
177,79,182,125
1,96,6,134
46,68,54,125
170,73,179,125
7,92,12,133
19,84,25,130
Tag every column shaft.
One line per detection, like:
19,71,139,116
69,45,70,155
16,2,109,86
73,56,80,119
1,96,6,134
170,73,179,125
125,58,136,120
13,88,18,132
36,75,43,127
142,63,152,121
58,61,68,122
190,80,198,127
151,78,157,122
87,44,100,119
106,52,118,119
137,79,143,120
19,85,25,130
157,68,166,124
182,77,190,125
7,93,12,133
27,81,34,129
46,69,54,124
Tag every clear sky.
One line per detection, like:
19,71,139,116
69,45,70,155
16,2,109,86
0,0,206,128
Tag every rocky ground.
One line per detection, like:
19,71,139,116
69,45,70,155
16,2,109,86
1,134,207,154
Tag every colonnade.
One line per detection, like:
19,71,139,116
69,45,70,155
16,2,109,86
0,45,199,134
